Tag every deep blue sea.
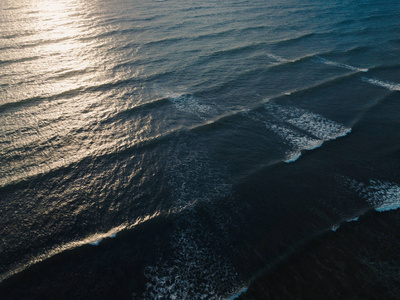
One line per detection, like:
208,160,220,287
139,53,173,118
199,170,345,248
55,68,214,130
1,0,400,299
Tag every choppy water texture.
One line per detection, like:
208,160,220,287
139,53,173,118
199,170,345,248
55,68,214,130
1,0,400,299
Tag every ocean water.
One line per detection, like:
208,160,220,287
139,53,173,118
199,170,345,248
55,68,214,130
1,0,400,298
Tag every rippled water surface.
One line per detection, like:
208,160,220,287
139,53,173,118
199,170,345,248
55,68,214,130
1,0,400,299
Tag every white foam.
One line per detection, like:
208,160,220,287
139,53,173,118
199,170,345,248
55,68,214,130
89,232,118,246
245,103,351,164
166,144,232,211
229,286,249,300
143,220,243,299
154,85,217,119
86,226,123,246
90,240,102,246
0,212,166,284
263,122,322,163
286,113,351,141
361,77,400,91
313,56,368,72
366,180,400,212
347,216,359,222
168,93,217,117
255,107,327,163
343,177,400,212
285,151,302,163
264,103,351,141
331,216,359,232
266,123,323,150
266,53,287,62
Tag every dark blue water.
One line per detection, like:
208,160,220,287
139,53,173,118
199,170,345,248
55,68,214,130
1,0,400,298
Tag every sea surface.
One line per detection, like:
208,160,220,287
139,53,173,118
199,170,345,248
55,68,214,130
1,0,400,299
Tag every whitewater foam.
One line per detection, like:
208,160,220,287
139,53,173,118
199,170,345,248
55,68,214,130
312,56,368,72
0,212,161,284
166,142,232,211
266,123,323,150
285,112,350,140
285,152,302,163
347,216,360,222
365,180,400,212
361,77,400,91
266,53,287,62
264,103,351,141
155,86,217,119
261,103,351,162
343,177,400,212
143,216,243,299
143,145,242,299
168,93,217,117
264,121,323,163
331,216,360,232
89,232,117,246
229,286,249,300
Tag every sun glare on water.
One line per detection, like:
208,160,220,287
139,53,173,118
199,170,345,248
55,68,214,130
0,0,123,187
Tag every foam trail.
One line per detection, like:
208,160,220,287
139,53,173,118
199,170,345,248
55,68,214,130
168,93,216,116
265,123,323,150
155,86,217,118
90,233,117,246
342,177,400,212
361,77,400,91
331,216,360,232
248,104,351,163
264,103,351,141
229,286,249,300
266,53,287,62
287,113,350,140
250,110,326,163
0,212,161,284
313,56,368,72
264,122,323,163
143,219,243,299
284,152,302,163
347,216,359,222
366,180,400,212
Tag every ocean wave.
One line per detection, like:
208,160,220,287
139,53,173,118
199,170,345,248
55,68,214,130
77,27,146,42
361,77,400,91
143,214,242,299
1,36,73,51
0,73,165,113
365,180,400,212
100,97,171,125
229,286,249,300
264,122,323,163
189,70,360,137
1,67,363,189
0,210,164,284
343,177,400,212
167,93,217,118
264,102,351,141
265,53,287,62
331,216,360,232
244,103,351,164
272,32,316,46
264,103,351,162
0,56,41,67
197,42,268,62
312,56,368,72
0,126,183,190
